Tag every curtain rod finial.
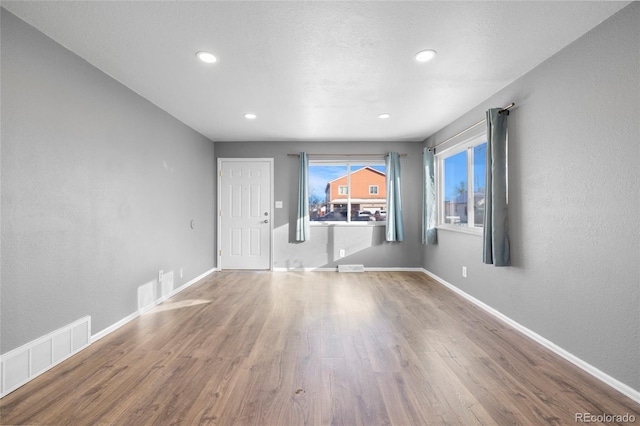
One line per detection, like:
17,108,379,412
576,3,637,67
499,102,515,114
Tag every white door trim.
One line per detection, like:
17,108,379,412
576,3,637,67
217,158,274,270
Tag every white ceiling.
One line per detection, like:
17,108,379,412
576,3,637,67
2,1,630,142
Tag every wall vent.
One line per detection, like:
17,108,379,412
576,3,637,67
338,264,365,273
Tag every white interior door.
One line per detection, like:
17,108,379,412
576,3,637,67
218,159,273,270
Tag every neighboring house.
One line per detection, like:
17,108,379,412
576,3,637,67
324,167,386,214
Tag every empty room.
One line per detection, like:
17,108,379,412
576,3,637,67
1,1,639,425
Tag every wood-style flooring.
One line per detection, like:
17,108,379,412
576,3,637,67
1,271,639,425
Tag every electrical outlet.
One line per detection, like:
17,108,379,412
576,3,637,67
462,266,467,278
339,249,346,258
159,269,164,282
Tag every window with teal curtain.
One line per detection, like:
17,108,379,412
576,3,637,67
385,152,404,241
296,152,310,241
422,148,437,244
483,109,510,266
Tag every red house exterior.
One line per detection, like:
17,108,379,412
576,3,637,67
325,167,386,215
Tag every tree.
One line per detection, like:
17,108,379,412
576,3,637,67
309,195,325,218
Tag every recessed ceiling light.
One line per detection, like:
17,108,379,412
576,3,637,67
244,113,257,120
196,51,217,64
415,49,437,63
378,113,391,119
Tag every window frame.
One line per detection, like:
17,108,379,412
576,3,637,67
369,185,379,195
435,132,487,235
309,159,386,226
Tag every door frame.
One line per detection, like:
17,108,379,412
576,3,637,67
217,158,274,271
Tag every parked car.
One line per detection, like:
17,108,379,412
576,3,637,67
313,211,347,221
353,210,375,221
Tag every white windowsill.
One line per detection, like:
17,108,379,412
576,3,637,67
436,224,483,236
311,222,385,227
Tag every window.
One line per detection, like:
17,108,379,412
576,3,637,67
309,161,387,224
436,133,487,233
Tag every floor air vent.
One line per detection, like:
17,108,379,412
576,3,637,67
338,264,365,273
1,316,91,398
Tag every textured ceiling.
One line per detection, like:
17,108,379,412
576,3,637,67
2,1,630,142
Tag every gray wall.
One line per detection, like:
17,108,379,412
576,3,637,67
1,10,216,353
215,141,423,270
423,3,639,391
3,1,637,395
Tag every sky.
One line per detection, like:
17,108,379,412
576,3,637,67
443,144,486,201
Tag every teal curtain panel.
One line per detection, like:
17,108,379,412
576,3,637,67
483,109,510,266
422,148,437,245
385,152,405,242
296,152,310,242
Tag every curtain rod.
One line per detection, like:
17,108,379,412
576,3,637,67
287,153,407,157
428,102,515,152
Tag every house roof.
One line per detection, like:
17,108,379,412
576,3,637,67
326,166,386,187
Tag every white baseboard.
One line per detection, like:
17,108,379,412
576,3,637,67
365,267,425,272
91,267,216,343
0,316,91,398
0,267,216,399
421,268,640,405
273,267,336,272
272,267,425,272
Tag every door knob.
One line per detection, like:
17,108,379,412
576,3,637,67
264,219,269,223
264,212,269,216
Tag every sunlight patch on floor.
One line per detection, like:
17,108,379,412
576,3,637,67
145,299,211,314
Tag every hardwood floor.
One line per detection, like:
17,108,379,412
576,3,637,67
1,271,638,425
